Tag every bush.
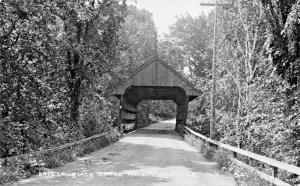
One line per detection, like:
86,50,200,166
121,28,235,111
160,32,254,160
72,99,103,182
184,134,216,159
43,153,63,168
184,132,273,186
213,149,232,171
0,155,44,184
187,115,210,137
0,130,119,185
229,164,271,186
200,142,216,159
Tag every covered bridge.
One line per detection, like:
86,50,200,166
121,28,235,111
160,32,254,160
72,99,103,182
111,58,200,133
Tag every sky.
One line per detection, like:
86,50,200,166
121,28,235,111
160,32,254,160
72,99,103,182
128,0,214,35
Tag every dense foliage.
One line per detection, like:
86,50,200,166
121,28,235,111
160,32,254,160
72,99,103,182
260,0,300,87
118,5,156,74
0,0,126,158
161,0,299,183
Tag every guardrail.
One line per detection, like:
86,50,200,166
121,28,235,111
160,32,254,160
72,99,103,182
184,126,300,186
0,128,118,162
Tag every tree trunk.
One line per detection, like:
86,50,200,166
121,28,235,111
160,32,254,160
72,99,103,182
70,78,81,123
66,51,84,133
236,88,242,148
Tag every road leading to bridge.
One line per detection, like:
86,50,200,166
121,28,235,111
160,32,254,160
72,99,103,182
11,119,236,186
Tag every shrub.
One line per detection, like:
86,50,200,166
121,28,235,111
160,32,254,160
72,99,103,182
42,152,63,168
229,164,271,186
184,132,275,186
0,130,119,185
213,149,232,171
200,142,216,159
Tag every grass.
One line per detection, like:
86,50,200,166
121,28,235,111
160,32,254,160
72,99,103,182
184,133,272,186
0,131,119,185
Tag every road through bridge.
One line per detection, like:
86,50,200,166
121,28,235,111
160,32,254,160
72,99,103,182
11,119,236,186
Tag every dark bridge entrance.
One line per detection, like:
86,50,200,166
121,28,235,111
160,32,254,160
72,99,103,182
112,59,200,133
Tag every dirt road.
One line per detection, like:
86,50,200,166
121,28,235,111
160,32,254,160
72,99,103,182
11,119,236,186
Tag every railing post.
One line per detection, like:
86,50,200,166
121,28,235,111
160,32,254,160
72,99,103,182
248,157,252,166
119,95,124,134
233,151,237,158
272,166,278,186
272,166,278,177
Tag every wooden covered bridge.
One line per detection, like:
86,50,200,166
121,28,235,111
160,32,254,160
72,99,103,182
111,58,200,133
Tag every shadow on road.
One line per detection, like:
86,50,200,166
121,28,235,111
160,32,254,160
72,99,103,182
12,119,236,186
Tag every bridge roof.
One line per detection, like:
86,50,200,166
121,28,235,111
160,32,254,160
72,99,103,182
111,58,201,97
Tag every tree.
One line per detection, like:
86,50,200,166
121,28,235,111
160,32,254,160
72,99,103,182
0,0,127,157
161,2,300,182
258,0,300,171
159,14,213,135
160,14,213,78
214,1,300,181
117,5,156,76
260,0,300,88
215,0,266,144
0,0,64,156
52,0,126,132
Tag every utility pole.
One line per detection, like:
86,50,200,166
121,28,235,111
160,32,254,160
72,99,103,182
200,0,231,139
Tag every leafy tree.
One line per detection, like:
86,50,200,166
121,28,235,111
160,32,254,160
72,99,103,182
117,5,156,76
52,0,126,132
260,0,300,87
0,0,63,156
0,0,127,157
160,14,213,135
160,14,213,78
210,0,300,182
215,0,266,143
163,1,299,183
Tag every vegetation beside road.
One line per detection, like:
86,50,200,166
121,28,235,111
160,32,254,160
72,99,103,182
1,0,299,184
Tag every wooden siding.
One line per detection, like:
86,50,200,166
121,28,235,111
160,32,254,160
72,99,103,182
121,111,136,120
112,60,200,96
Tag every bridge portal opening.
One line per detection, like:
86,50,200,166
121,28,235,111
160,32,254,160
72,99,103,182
137,99,176,127
121,86,187,132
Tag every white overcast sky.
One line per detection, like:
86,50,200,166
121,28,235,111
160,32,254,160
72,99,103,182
128,0,214,35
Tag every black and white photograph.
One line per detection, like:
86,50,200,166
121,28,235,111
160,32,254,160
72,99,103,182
0,0,299,185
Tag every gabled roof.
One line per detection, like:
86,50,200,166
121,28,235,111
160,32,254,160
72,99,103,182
111,58,201,97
